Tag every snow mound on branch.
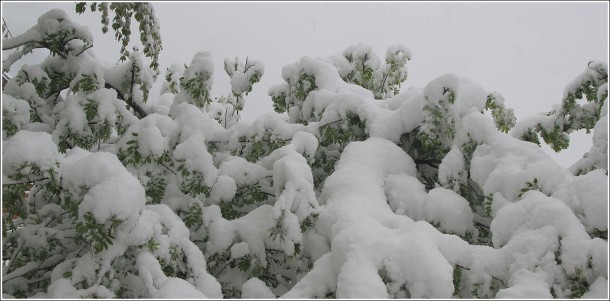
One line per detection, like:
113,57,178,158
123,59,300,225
241,277,276,299
288,138,467,298
470,132,573,202
219,156,268,186
2,94,31,137
61,151,145,224
2,131,59,177
283,130,607,298
495,269,552,298
137,252,208,298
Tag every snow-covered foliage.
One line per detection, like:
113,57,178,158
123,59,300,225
512,61,607,153
2,7,608,299
75,2,163,78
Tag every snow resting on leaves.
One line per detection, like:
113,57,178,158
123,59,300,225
286,138,470,298
61,150,145,224
278,59,606,298
3,131,59,178
2,15,607,298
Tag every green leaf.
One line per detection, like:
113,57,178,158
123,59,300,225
76,2,87,14
453,265,463,296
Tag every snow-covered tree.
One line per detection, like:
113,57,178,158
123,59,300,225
2,6,608,299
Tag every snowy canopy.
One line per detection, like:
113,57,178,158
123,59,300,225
2,7,608,299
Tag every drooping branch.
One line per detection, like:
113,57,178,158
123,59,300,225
1,29,41,50
104,83,146,118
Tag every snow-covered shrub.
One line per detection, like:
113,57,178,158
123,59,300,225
2,6,607,299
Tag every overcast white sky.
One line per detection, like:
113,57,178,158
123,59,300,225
2,1,609,168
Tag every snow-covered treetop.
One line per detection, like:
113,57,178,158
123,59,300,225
2,6,607,299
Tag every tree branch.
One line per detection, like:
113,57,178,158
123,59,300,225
319,118,343,129
75,44,93,57
160,161,177,177
3,254,63,283
413,158,440,169
456,264,506,286
2,29,40,50
3,177,48,186
104,83,146,118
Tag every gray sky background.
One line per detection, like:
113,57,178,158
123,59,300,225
2,1,609,168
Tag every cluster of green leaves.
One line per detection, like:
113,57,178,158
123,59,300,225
116,132,178,209
562,66,607,131
312,112,367,187
320,112,367,147
206,250,231,278
339,46,410,100
271,71,317,122
77,2,162,77
452,264,503,298
300,213,317,233
567,268,590,298
144,172,166,205
117,133,143,165
3,230,62,290
2,111,20,137
42,23,92,59
403,127,493,245
46,68,74,99
75,212,121,253
380,48,410,99
14,69,50,97
207,251,275,297
1,159,103,297
164,66,181,94
176,162,211,198
417,90,456,160
398,130,439,190
343,51,375,92
180,71,212,108
162,245,187,278
520,62,607,152
2,163,60,238
121,55,151,107
268,212,285,242
590,229,607,240
483,194,494,218
232,132,288,163
311,149,339,188
220,183,270,220
117,132,171,167
520,122,570,153
541,124,571,152
84,99,113,143
10,65,129,155
453,265,463,296
485,93,516,133
57,128,95,153
1,181,30,236
181,203,203,229
517,178,544,198
73,74,100,94
456,138,494,244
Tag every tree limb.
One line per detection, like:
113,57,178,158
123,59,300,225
104,83,146,118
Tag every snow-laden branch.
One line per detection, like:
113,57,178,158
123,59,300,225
1,29,42,50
